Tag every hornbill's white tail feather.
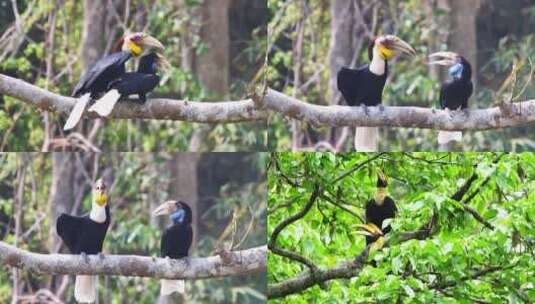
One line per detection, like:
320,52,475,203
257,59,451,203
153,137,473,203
74,275,96,303
63,93,90,131
160,279,185,296
354,127,378,152
438,131,462,144
88,90,121,117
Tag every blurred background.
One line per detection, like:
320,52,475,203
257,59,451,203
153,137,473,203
0,0,268,152
0,152,267,303
267,0,535,151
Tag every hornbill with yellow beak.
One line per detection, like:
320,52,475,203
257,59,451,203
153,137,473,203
64,33,164,130
56,179,110,303
356,170,397,251
428,52,473,145
152,200,193,296
337,35,416,151
100,52,167,103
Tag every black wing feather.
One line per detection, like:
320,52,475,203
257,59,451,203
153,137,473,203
72,51,132,97
56,213,84,253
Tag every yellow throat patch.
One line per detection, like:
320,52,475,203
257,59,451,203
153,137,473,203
94,192,108,206
127,41,143,57
378,44,394,60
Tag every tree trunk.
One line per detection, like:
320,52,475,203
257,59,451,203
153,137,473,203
194,0,232,98
447,0,482,88
81,0,107,69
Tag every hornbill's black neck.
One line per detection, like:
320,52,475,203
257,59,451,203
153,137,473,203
459,57,472,80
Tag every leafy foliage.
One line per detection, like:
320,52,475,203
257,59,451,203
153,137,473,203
268,153,535,302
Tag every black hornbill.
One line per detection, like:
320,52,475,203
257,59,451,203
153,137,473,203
357,170,397,251
56,179,111,303
101,52,166,103
428,52,473,145
152,200,193,296
64,32,165,131
337,35,416,151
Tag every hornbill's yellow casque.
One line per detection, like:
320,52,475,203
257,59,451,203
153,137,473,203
64,33,164,131
56,179,110,303
428,52,473,145
356,170,397,251
153,200,193,296
337,35,416,151
100,52,166,103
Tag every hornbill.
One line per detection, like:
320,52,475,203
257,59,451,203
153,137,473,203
356,170,397,252
96,52,167,103
337,35,416,151
56,179,111,303
64,32,164,130
152,200,193,296
428,52,473,145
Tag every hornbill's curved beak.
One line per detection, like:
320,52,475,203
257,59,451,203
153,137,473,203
355,223,384,237
381,35,417,56
139,34,165,50
428,51,460,66
152,200,177,216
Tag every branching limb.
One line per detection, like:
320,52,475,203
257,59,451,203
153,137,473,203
262,89,535,130
0,74,267,123
0,242,266,279
268,185,321,272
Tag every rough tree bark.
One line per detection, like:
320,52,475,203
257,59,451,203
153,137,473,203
261,89,535,131
81,0,107,69
0,74,266,123
195,0,232,99
0,242,266,279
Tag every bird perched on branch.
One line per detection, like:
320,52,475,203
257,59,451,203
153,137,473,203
356,170,397,252
56,179,111,303
91,52,167,108
337,35,416,151
428,52,473,145
152,200,193,296
64,32,164,131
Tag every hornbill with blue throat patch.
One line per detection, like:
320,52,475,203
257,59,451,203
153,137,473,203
337,35,416,151
56,179,110,303
99,52,168,103
428,51,473,145
356,170,397,252
152,200,193,296
64,32,165,130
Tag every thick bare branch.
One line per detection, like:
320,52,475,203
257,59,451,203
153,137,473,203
263,89,535,130
0,74,267,123
0,242,266,279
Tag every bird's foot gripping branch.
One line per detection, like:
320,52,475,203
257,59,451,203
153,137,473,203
0,242,267,279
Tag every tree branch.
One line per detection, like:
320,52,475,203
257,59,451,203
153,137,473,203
268,185,321,272
0,74,267,123
263,89,535,130
0,242,266,279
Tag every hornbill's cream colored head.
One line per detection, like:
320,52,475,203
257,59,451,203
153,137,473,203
93,178,108,207
153,200,192,224
121,32,165,57
375,169,388,205
369,35,416,61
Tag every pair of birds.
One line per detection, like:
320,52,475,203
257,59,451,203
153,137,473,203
55,179,192,303
337,35,473,151
64,32,168,131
